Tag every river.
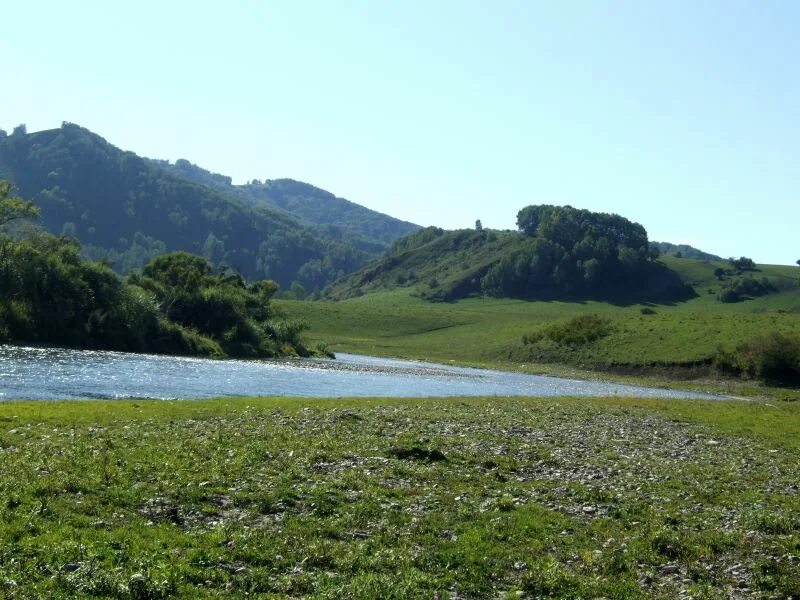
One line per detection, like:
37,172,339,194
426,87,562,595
0,344,722,401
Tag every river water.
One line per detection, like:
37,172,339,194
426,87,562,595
0,345,722,401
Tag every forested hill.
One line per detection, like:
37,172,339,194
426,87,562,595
0,123,417,292
327,205,695,303
155,159,419,250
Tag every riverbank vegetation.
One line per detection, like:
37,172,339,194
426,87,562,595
0,181,320,358
0,395,797,598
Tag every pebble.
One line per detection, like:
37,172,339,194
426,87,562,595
657,564,680,575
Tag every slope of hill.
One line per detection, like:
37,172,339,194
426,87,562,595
282,255,800,396
0,123,412,291
651,241,722,261
327,205,694,304
154,160,419,253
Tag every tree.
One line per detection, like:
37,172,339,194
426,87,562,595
0,180,40,228
796,259,800,267
730,256,756,271
475,219,483,232
141,252,212,318
714,267,725,280
289,281,306,299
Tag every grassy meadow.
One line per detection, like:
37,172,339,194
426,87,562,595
279,257,800,400
1,395,798,598
2,257,799,598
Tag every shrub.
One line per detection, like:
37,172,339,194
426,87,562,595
640,307,657,315
718,276,775,303
715,331,800,383
523,315,613,347
729,256,756,271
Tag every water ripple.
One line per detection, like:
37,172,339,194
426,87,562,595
0,345,723,401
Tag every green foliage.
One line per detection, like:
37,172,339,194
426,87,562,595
143,251,211,292
715,331,800,383
0,231,170,352
523,315,613,346
0,184,321,358
158,162,419,250
0,124,410,289
718,276,775,303
83,232,167,273
131,252,313,357
0,179,39,228
329,228,511,301
390,225,446,255
331,209,691,304
650,241,721,261
482,204,659,298
729,256,757,271
233,178,419,248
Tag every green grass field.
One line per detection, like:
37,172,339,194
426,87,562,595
279,258,800,400
3,258,798,598
1,395,798,598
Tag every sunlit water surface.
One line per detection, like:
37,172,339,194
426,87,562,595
0,345,722,401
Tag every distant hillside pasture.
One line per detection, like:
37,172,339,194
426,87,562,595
284,257,800,396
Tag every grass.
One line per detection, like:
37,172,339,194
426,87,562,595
279,257,800,400
0,395,798,598
3,257,798,597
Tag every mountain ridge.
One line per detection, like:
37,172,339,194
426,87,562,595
0,123,418,291
152,159,419,251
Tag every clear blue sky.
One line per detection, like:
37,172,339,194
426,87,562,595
2,1,798,264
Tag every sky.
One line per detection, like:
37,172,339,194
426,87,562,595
2,1,798,264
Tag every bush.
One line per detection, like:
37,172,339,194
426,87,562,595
523,315,613,347
718,276,775,303
730,256,756,271
715,331,800,383
151,319,224,357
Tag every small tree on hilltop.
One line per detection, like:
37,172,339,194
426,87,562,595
730,256,756,271
475,219,483,232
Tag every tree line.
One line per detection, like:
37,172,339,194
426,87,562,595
481,204,663,297
0,180,324,358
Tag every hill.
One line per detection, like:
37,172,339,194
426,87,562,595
651,241,722,261
153,160,419,254
0,123,415,291
327,206,694,304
